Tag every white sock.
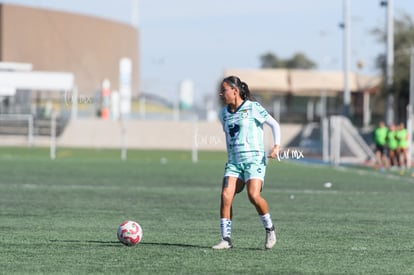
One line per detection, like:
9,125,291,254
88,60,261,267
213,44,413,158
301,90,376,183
260,213,273,230
220,218,232,239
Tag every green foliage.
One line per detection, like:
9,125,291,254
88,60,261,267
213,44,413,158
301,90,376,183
260,52,316,69
372,12,414,120
393,15,414,101
0,147,413,274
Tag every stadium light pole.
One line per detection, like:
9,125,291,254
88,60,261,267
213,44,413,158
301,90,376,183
131,0,139,28
380,0,394,125
407,48,414,169
341,0,351,118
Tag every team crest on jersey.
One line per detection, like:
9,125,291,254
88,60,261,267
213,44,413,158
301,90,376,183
241,109,248,119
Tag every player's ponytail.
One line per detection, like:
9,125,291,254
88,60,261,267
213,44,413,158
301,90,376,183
240,82,251,100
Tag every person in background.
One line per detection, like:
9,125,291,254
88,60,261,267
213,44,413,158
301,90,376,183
373,121,388,171
396,122,409,171
386,124,399,169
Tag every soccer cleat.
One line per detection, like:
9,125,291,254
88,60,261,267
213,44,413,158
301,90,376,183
265,226,277,249
212,237,233,250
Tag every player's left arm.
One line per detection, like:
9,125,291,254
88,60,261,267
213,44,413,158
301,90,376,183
264,115,281,159
252,102,281,159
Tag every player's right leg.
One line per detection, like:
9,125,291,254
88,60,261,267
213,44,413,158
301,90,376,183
212,175,243,250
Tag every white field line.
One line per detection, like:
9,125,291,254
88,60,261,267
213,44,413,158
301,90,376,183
286,161,414,184
0,183,380,196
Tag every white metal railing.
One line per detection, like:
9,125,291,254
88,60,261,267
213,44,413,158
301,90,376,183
0,114,33,146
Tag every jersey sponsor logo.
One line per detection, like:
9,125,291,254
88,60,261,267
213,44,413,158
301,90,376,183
228,124,240,137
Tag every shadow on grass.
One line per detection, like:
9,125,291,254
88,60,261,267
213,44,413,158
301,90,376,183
49,239,120,247
141,242,263,251
140,242,211,249
49,240,263,250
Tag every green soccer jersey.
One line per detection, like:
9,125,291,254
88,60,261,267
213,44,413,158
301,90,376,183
219,100,269,163
396,128,408,148
387,130,398,150
374,126,388,146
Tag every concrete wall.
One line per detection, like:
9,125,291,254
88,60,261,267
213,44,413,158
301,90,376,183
0,119,303,150
56,119,302,151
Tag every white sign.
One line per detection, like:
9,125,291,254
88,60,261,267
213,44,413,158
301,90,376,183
119,58,132,117
179,79,194,109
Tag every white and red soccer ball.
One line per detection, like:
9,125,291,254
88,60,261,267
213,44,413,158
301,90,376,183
117,220,143,246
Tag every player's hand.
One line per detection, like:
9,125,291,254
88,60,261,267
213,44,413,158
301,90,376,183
267,145,280,159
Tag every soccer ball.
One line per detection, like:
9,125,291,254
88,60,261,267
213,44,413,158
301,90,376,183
117,220,143,246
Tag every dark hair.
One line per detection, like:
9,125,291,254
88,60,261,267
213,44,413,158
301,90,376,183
222,75,252,100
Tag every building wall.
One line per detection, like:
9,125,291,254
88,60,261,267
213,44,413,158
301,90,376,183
0,4,139,96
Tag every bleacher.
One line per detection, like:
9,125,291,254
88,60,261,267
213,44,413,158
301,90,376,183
0,116,68,137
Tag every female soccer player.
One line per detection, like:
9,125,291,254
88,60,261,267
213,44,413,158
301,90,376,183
396,122,409,170
212,75,281,250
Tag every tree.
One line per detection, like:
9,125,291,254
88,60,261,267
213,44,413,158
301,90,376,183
259,53,286,68
372,13,414,122
259,52,316,69
286,53,317,69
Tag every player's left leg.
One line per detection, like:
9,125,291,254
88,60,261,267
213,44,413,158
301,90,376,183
246,179,277,249
246,178,268,215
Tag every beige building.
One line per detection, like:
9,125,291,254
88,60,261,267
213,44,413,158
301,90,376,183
223,68,381,96
0,3,139,96
223,68,382,125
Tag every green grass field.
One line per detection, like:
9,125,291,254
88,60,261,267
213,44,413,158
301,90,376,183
0,147,413,274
